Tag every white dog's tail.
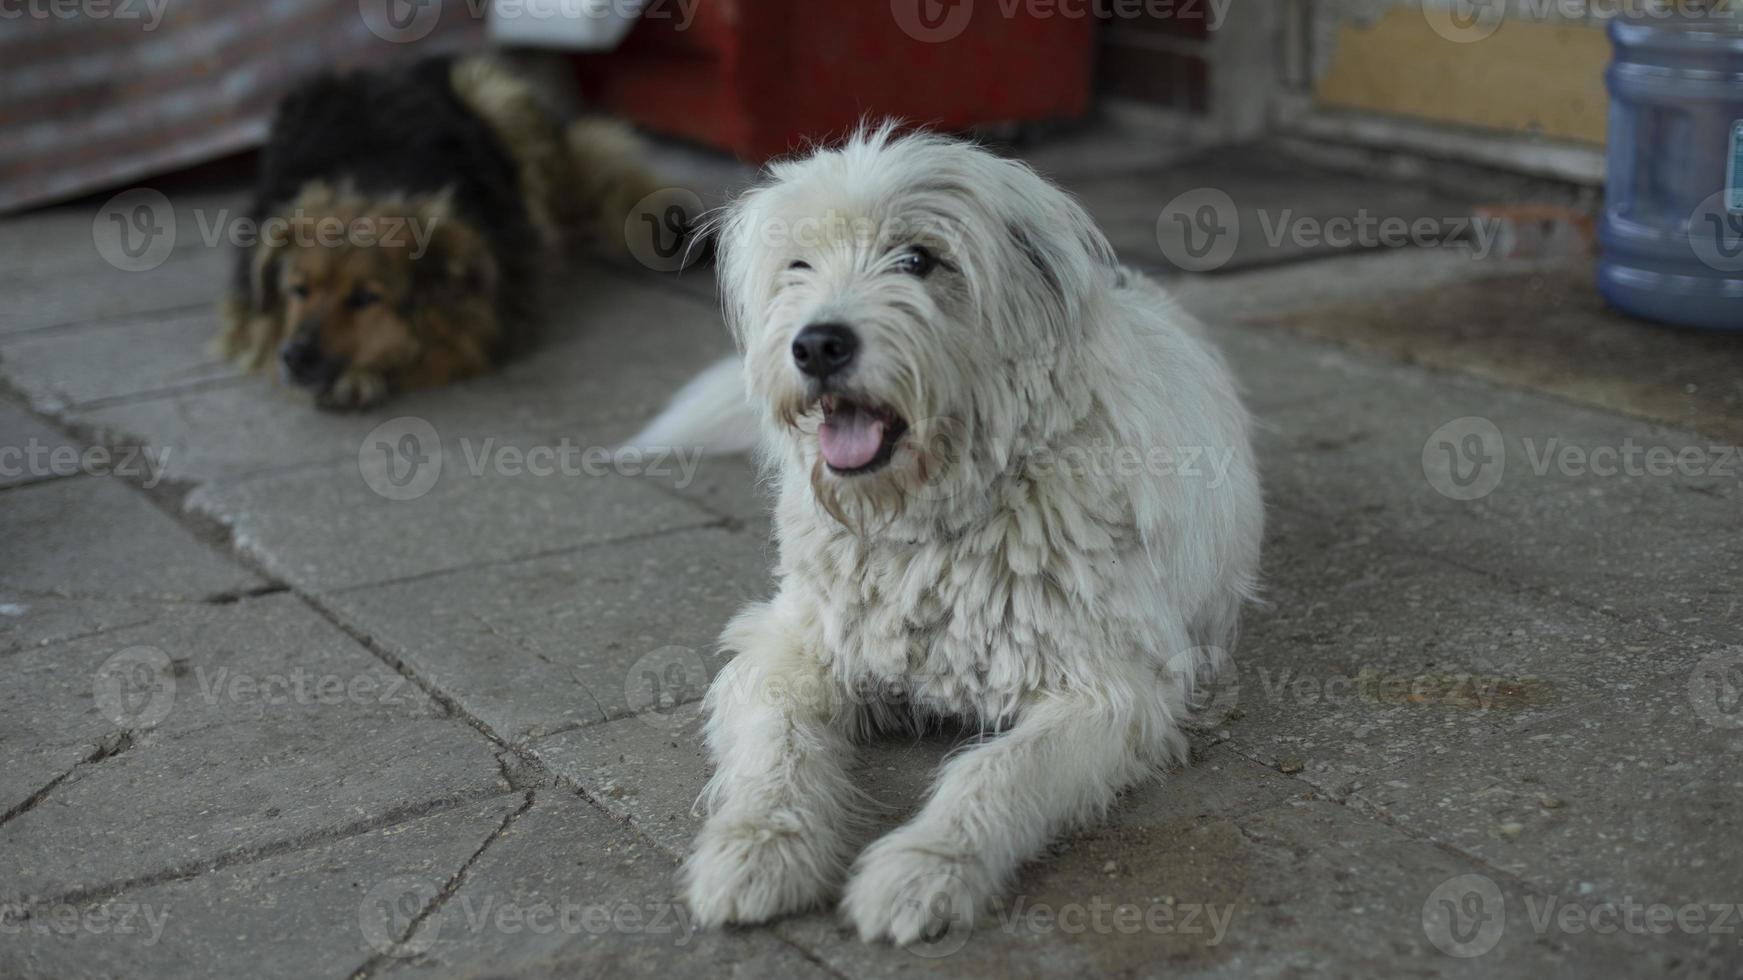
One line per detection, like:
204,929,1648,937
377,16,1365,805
624,357,760,455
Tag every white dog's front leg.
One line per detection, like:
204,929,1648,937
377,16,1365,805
684,598,861,928
842,678,1176,945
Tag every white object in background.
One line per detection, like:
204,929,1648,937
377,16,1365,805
488,0,647,51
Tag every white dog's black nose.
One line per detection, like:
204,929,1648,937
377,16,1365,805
792,323,859,379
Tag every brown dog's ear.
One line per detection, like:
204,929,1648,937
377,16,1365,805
414,192,499,298
248,181,336,315
248,228,291,316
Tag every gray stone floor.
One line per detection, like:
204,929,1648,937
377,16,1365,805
2,140,1741,979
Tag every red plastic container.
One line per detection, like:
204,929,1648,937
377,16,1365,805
571,1,1096,161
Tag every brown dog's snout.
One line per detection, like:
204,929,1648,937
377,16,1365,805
279,322,338,388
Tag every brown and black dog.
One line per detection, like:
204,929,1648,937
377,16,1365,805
219,56,662,410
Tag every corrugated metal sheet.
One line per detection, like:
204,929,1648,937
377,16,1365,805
0,0,484,213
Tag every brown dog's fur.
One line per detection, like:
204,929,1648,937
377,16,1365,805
219,57,662,410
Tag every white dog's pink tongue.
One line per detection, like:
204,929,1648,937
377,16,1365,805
819,408,885,470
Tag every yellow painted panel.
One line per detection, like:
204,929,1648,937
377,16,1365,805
1314,7,1610,145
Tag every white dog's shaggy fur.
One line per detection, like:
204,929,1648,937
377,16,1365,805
631,125,1263,945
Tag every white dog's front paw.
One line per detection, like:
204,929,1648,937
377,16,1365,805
683,814,841,929
841,834,987,946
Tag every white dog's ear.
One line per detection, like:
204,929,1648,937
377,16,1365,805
984,163,1116,342
712,186,774,352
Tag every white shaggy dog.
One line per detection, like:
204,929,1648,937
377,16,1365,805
633,125,1263,945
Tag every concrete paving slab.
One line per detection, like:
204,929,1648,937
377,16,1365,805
1,477,261,601
1170,246,1534,329
1243,341,1742,646
0,400,81,490
1355,666,1743,939
1072,147,1477,276
774,784,1687,977
190,448,718,594
660,453,773,523
2,251,225,338
0,592,164,657
0,594,510,905
0,793,524,980
0,309,237,412
1229,504,1724,796
0,187,246,285
326,525,773,744
65,267,732,487
0,593,438,816
372,791,832,980
0,710,508,908
1242,262,1743,445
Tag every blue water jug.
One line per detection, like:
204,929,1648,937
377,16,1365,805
1598,16,1743,330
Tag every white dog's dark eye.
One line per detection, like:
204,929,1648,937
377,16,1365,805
788,260,811,271
894,246,936,278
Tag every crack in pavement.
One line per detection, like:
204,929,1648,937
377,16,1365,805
346,789,537,980
0,786,527,915
0,730,135,830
